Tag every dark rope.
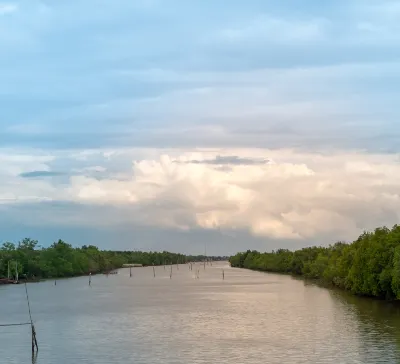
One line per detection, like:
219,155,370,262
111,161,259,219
0,322,31,327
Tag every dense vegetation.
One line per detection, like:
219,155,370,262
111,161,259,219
230,225,400,300
0,238,191,279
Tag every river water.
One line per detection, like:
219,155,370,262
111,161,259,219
1,262,400,363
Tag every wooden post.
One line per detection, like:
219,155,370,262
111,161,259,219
153,264,156,278
54,280,56,286
33,324,38,351
130,267,132,277
170,265,172,279
25,283,38,353
222,269,224,280
31,325,34,354
89,272,92,286
31,324,38,353
32,351,38,364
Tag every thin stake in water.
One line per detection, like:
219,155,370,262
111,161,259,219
15,261,19,282
24,283,38,353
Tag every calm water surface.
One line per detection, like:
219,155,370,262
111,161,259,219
1,262,400,363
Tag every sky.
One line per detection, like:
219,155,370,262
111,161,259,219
1,0,400,255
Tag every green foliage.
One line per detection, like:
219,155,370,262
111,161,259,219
0,239,193,279
229,225,400,300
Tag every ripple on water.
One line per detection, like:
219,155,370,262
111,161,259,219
1,264,400,363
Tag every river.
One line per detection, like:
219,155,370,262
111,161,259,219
1,261,400,363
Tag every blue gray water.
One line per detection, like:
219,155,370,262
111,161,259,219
1,262,400,363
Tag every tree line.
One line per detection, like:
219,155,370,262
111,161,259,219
229,225,400,300
0,238,197,279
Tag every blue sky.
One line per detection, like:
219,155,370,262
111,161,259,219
1,0,400,254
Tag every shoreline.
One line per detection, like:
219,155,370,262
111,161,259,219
0,262,199,285
231,265,400,303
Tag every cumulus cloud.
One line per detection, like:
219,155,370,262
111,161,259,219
34,148,398,243
1,147,400,245
2,0,400,250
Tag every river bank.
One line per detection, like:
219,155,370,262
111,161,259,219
0,239,189,282
230,224,400,301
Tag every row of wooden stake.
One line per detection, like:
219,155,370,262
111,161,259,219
126,263,225,280
53,263,225,286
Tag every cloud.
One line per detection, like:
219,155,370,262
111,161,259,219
180,155,269,166
217,15,327,44
1,1,400,154
1,147,392,244
0,3,17,15
19,170,65,178
1,0,400,251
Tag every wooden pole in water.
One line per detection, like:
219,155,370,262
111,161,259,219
31,325,34,354
130,266,132,277
153,264,156,278
89,272,92,286
170,265,172,279
15,261,19,282
222,269,224,280
25,283,38,353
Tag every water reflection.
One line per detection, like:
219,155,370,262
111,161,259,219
1,263,400,363
32,352,38,364
329,289,400,362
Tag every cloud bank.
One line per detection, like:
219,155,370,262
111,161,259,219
1,0,400,252
1,148,400,251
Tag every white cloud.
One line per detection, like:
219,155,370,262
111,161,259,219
51,148,400,242
0,3,17,15
217,15,327,44
1,147,400,243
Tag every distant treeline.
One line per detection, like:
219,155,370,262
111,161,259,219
230,225,400,300
0,239,218,279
